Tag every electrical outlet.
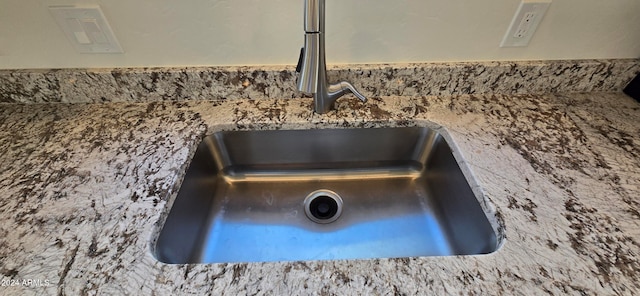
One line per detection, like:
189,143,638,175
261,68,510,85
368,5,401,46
500,0,551,47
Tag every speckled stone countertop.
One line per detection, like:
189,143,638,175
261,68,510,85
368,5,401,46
1,59,640,295
1,89,639,295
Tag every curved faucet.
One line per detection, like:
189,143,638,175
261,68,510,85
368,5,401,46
296,0,367,114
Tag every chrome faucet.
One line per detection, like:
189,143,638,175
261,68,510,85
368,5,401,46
296,0,367,114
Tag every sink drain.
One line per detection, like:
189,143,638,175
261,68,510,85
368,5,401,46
304,190,343,224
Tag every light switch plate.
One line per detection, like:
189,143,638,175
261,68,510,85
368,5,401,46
500,0,551,47
49,5,123,54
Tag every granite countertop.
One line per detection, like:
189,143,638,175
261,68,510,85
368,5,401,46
1,89,639,295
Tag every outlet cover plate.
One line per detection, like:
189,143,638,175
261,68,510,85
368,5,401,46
49,5,123,54
500,0,551,47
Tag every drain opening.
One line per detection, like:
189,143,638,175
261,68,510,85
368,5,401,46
304,190,343,224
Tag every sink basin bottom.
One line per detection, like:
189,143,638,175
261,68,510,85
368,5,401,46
201,178,454,263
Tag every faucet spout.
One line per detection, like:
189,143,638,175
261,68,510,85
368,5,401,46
296,0,366,114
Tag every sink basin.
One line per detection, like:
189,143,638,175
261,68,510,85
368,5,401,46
154,127,498,263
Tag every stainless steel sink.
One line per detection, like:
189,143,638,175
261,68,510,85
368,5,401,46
154,127,498,264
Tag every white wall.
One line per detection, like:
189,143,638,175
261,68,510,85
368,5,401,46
0,0,639,69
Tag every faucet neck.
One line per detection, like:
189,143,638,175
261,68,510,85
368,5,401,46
304,0,325,33
297,0,327,99
296,0,367,114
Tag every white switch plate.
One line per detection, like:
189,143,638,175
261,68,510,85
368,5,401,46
49,5,123,54
500,0,551,47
